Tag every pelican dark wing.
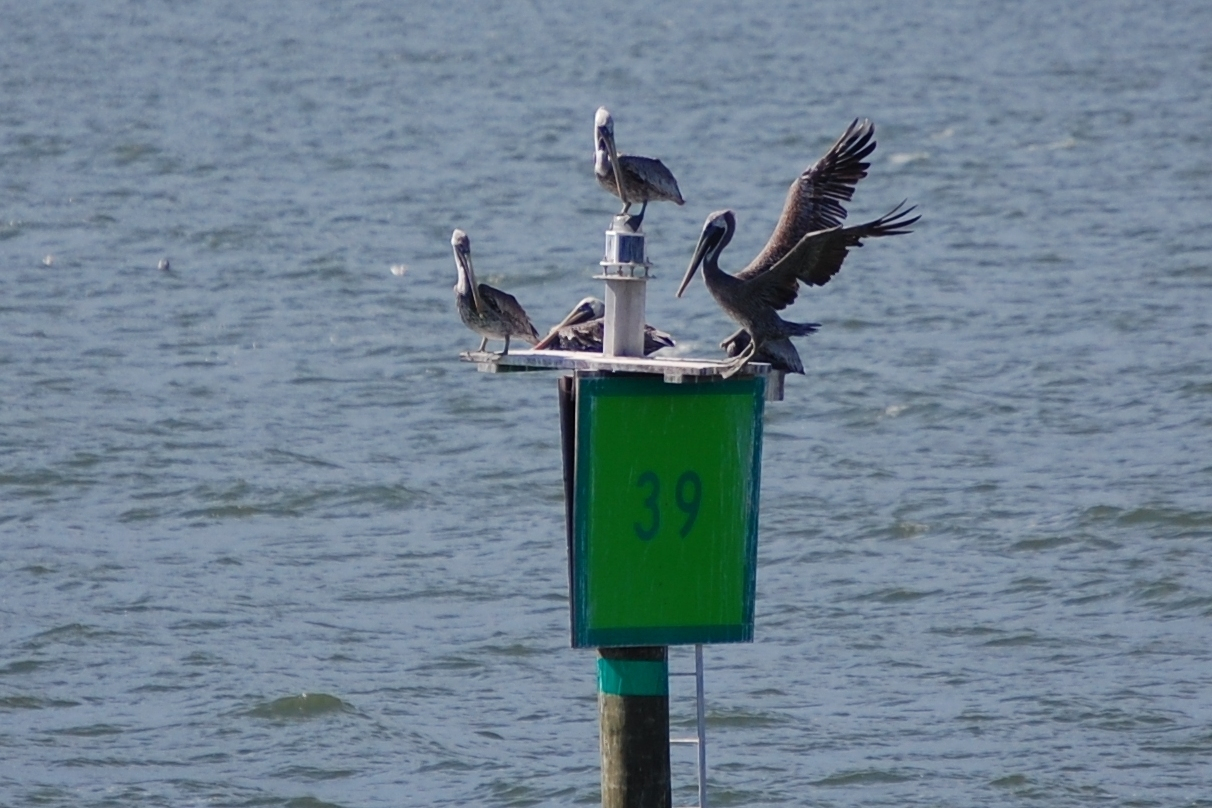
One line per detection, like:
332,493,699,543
744,202,920,313
598,154,684,207
739,118,876,279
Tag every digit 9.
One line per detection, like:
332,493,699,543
675,470,701,537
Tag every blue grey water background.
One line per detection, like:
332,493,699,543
2,1,1211,805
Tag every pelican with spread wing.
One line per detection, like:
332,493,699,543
676,203,918,377
675,119,917,376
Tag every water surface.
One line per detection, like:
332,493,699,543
2,1,1211,806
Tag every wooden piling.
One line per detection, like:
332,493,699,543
598,646,671,808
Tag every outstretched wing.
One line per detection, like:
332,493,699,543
742,203,919,312
738,118,876,280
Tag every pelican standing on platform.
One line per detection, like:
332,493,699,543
533,296,675,355
676,203,919,377
451,229,539,355
594,107,684,225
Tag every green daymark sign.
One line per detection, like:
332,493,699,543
570,375,765,648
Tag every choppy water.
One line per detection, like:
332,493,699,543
3,1,1211,806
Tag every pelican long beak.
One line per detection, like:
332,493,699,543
535,298,598,349
676,230,710,298
454,244,485,314
601,130,628,209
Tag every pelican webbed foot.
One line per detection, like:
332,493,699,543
719,328,748,356
720,340,756,380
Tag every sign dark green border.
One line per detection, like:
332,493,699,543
570,375,764,648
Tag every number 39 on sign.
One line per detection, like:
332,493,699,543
570,375,765,648
633,469,702,541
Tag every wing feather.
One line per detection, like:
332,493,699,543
480,284,539,342
738,118,876,280
743,203,919,312
618,154,684,204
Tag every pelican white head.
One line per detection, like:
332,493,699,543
594,106,613,139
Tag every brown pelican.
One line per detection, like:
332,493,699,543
713,118,878,354
676,203,919,377
594,107,684,225
533,296,675,356
451,229,539,355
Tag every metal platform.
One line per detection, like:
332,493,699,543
459,349,785,400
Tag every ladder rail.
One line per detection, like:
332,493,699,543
670,644,707,808
694,643,706,808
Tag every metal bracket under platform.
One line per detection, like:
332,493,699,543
458,349,785,400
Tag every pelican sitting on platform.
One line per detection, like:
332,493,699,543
676,203,919,377
451,229,539,355
594,107,684,226
534,297,675,356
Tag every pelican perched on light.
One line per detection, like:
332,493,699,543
676,204,919,377
451,229,539,355
594,107,684,225
534,296,675,356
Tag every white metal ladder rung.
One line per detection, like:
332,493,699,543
670,644,707,808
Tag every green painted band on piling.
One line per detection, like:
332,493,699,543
597,658,669,696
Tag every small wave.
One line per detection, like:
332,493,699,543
982,632,1046,648
857,587,940,603
1025,136,1078,151
51,723,126,737
1,694,80,710
702,707,791,729
1010,535,1076,552
244,692,354,720
811,768,917,787
283,798,347,808
1080,504,1212,537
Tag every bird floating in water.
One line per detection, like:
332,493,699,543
594,107,684,226
676,203,919,378
533,296,675,356
451,229,539,355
